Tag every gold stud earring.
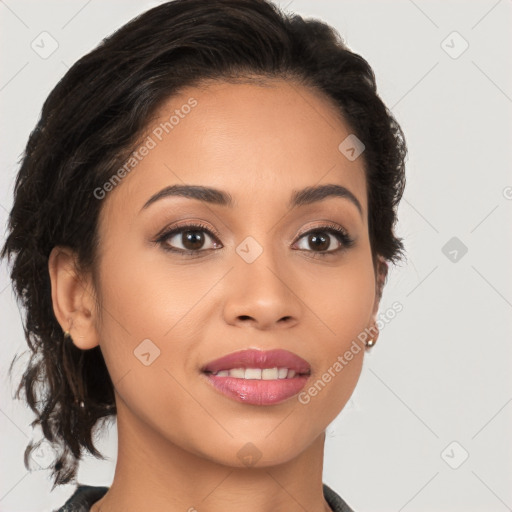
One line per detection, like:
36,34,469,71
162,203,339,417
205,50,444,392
366,339,375,348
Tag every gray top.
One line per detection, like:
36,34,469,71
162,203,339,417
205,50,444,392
55,483,355,511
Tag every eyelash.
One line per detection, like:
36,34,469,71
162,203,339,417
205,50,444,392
154,221,355,258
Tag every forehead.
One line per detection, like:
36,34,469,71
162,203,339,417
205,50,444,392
100,79,367,223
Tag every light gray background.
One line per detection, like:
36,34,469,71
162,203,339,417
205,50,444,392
1,1,511,511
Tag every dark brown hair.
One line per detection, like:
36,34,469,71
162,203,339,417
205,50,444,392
1,0,407,489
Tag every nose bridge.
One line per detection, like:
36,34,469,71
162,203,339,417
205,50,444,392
235,232,289,296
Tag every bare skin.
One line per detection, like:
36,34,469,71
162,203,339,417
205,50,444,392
49,79,387,512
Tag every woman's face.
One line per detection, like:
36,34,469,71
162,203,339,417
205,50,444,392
90,79,380,466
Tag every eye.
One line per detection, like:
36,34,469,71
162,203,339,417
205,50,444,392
293,223,354,257
154,221,354,258
155,222,222,256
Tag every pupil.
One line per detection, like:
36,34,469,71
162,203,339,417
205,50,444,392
183,230,204,250
309,233,329,251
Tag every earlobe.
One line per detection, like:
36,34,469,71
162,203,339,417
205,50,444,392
367,255,389,348
48,246,100,350
375,255,388,304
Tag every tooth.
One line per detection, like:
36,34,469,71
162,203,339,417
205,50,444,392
278,367,288,379
261,367,279,380
244,368,262,379
212,367,298,379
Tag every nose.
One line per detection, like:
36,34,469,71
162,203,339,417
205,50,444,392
222,245,302,330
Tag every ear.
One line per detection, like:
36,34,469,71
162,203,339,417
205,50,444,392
48,246,100,350
368,254,388,345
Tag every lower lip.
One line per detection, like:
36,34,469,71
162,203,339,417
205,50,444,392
202,373,310,405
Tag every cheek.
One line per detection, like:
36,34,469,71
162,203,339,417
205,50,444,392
97,230,212,335
94,239,221,385
299,257,374,410
94,247,200,435
304,256,376,345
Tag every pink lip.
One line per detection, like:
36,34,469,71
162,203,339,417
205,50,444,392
201,349,311,374
201,349,311,406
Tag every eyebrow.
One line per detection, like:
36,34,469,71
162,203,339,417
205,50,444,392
141,183,363,216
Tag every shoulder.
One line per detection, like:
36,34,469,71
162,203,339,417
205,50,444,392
54,485,109,512
323,482,356,512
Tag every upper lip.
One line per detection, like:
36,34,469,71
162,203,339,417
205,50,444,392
201,349,311,375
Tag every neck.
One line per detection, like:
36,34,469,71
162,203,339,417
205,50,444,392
91,396,332,512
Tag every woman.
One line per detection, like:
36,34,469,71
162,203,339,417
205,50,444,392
1,0,407,510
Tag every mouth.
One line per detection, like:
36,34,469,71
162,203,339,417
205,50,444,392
201,349,311,405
